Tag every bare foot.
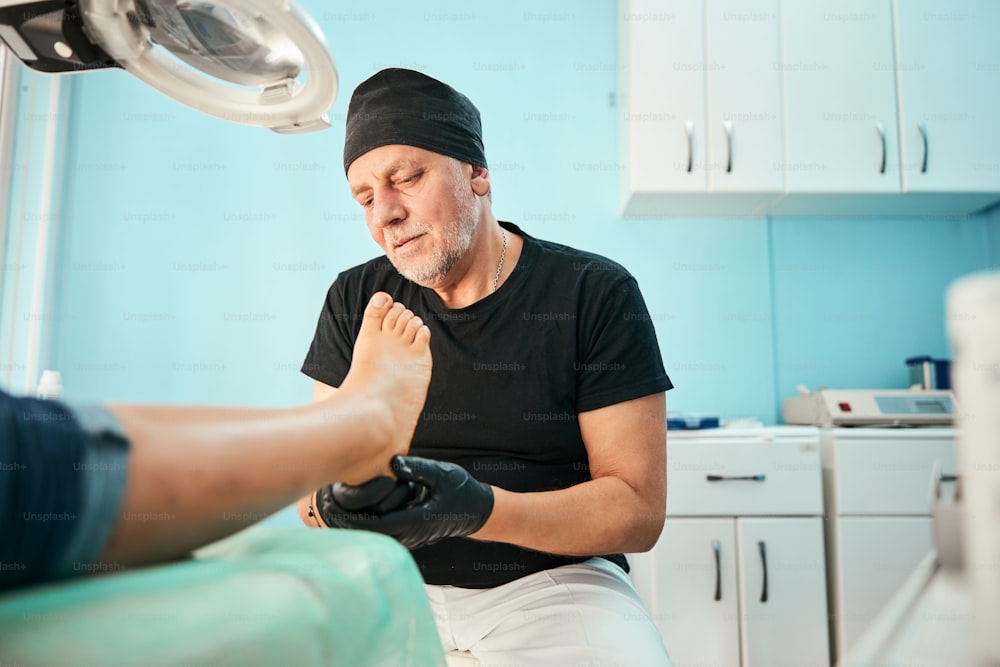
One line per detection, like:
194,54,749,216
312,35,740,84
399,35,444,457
336,292,432,480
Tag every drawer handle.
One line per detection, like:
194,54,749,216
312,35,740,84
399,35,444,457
918,122,929,173
713,539,721,601
936,473,960,499
876,122,887,174
724,120,733,173
685,120,694,173
706,474,766,482
758,541,769,603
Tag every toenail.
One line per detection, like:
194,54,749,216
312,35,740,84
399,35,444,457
371,293,388,307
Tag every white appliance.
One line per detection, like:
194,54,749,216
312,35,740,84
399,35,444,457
836,273,1000,666
783,387,956,426
630,426,830,667
947,271,1000,664
820,425,957,663
0,0,337,132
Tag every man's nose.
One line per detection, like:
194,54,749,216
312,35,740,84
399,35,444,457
370,188,405,229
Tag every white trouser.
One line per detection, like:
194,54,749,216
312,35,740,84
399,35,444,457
424,557,673,667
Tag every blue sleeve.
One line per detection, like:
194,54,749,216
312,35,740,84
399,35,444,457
0,389,87,590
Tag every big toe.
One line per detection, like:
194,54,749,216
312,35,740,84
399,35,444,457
359,292,394,335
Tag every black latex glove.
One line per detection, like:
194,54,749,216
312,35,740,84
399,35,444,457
331,476,422,513
315,455,495,550
314,475,423,527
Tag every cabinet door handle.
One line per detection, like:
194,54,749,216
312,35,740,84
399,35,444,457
918,122,929,173
936,472,960,499
724,121,733,173
706,474,766,482
876,122,887,174
713,539,722,601
758,540,769,603
685,120,694,173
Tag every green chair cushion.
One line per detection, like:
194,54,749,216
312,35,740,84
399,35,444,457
0,526,445,666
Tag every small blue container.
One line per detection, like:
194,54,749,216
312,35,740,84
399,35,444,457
666,413,721,430
905,356,952,390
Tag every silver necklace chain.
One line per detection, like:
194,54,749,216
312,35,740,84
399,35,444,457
492,228,508,293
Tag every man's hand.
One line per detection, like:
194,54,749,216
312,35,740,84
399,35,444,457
312,475,419,527
332,475,420,513
313,455,495,549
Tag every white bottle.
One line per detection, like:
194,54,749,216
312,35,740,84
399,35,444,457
36,369,63,400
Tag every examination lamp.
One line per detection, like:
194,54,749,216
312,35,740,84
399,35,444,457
0,0,338,132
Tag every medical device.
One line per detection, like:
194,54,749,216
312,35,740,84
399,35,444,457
782,386,956,426
0,0,337,131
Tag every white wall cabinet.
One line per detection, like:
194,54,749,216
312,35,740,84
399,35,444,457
821,427,958,663
704,0,784,195
894,0,1000,195
619,0,1000,217
620,0,706,197
619,0,784,216
777,0,900,194
630,428,830,666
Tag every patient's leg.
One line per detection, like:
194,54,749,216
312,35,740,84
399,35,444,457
96,292,431,567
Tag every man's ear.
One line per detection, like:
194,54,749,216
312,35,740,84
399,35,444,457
470,165,490,197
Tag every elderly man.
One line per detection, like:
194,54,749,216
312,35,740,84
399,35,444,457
298,68,673,665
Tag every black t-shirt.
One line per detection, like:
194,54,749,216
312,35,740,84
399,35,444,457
302,222,673,587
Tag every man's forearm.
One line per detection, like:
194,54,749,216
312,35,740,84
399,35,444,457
471,476,665,555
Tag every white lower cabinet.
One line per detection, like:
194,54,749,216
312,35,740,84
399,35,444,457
830,516,933,654
736,518,829,666
820,427,957,663
633,517,828,667
632,518,741,666
630,428,830,666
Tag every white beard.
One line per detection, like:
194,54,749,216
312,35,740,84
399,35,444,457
389,170,480,286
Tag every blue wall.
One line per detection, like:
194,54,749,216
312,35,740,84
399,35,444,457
770,216,990,405
43,0,992,424
988,204,1000,268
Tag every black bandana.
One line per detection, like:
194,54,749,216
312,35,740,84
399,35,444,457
343,68,488,174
